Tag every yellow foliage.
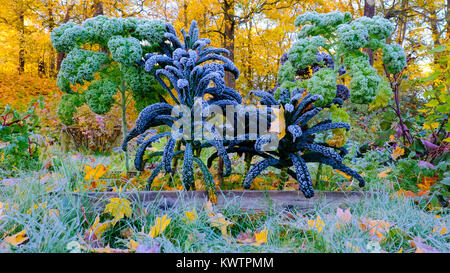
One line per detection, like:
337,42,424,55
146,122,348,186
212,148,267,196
253,228,268,246
2,229,28,247
104,198,132,220
336,170,352,179
84,164,109,181
208,213,233,235
0,74,59,110
91,246,129,253
307,216,325,232
87,215,117,239
149,214,171,238
377,168,392,178
359,218,392,241
392,146,405,160
183,209,198,223
326,129,347,148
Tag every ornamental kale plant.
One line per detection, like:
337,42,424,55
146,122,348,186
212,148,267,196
217,11,407,198
208,87,364,198
51,16,166,173
278,11,406,108
230,11,406,197
122,21,242,195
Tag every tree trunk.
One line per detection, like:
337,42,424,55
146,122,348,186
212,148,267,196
363,0,375,65
447,0,450,39
246,20,253,88
92,0,104,17
217,0,236,185
56,4,74,72
47,6,56,77
18,11,25,75
430,9,442,65
223,0,236,90
183,0,188,29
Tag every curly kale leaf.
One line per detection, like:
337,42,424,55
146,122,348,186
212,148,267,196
81,16,125,46
135,19,166,44
348,57,380,104
326,103,350,147
368,79,392,111
84,79,119,115
382,44,407,74
354,16,393,41
295,11,352,38
307,68,337,107
56,73,72,93
277,60,296,83
122,65,164,112
288,36,326,70
51,22,90,53
107,36,143,66
59,48,108,85
336,21,369,51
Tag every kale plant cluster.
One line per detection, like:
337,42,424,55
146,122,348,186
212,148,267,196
53,11,407,198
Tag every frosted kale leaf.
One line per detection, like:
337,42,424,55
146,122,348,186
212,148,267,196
288,36,327,70
348,57,380,104
134,19,166,44
369,80,393,111
295,11,352,38
336,21,369,51
50,22,90,53
84,79,119,114
57,93,84,125
354,16,393,41
307,68,337,107
277,61,296,83
59,48,108,85
283,10,406,107
382,44,407,74
51,16,166,125
108,36,143,66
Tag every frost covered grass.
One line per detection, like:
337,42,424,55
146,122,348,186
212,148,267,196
1,154,448,253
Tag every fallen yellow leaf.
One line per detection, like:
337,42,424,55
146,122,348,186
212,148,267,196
254,228,268,246
208,213,233,235
359,218,392,241
184,209,197,223
127,239,140,251
336,170,352,179
392,146,404,160
84,164,108,181
91,245,129,253
104,198,132,221
87,215,117,239
3,229,28,247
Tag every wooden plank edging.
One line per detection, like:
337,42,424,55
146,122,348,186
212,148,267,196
73,190,376,212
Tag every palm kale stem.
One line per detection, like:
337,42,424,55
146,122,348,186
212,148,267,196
315,112,331,185
217,156,224,185
279,167,289,190
315,162,323,186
